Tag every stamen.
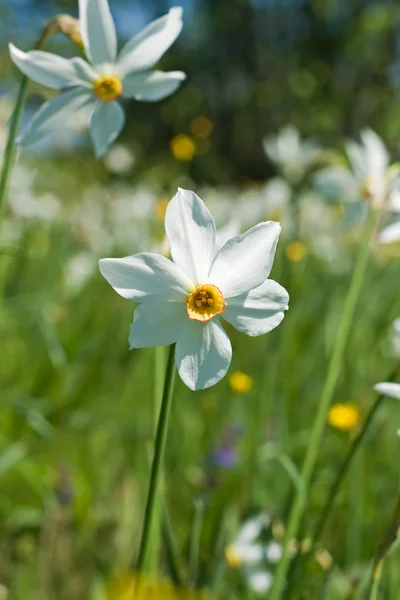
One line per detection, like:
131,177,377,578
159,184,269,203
94,75,123,103
186,284,225,322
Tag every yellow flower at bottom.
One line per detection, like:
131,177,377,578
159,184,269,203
106,573,212,600
229,371,254,394
328,403,360,432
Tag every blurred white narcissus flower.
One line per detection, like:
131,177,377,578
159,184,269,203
378,219,400,244
99,189,289,390
226,513,271,566
390,318,400,357
225,513,279,595
316,129,400,211
346,129,400,210
263,125,320,184
9,0,185,157
374,382,400,400
374,382,400,436
248,571,273,594
104,143,136,173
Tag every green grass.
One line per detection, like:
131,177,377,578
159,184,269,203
0,150,400,600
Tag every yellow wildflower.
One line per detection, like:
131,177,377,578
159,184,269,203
229,371,254,394
170,134,196,161
328,403,360,432
225,544,242,568
155,197,170,220
190,116,214,138
106,573,212,600
285,241,307,263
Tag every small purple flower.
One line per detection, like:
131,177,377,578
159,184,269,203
212,446,238,469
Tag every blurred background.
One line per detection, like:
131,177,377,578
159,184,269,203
2,0,400,182
1,1,400,599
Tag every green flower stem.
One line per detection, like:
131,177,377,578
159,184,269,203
146,346,166,573
136,343,176,572
312,362,400,548
367,493,400,599
269,208,378,600
286,363,400,598
0,76,28,224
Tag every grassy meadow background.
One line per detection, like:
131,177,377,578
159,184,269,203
1,0,400,598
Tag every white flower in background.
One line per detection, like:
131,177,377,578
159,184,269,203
215,218,241,250
225,513,271,566
374,382,400,435
99,189,289,390
64,252,97,291
225,513,279,596
263,125,320,184
262,177,291,219
104,143,136,173
10,0,185,157
390,318,400,357
374,382,400,400
248,571,273,594
349,130,400,245
346,129,400,209
378,219,400,244
316,129,400,210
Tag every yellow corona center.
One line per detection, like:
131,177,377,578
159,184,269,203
328,403,360,432
94,75,123,102
186,284,225,322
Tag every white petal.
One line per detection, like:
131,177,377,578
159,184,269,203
122,70,185,101
389,184,400,213
99,252,193,302
223,279,288,337
234,542,264,564
165,189,218,284
378,220,400,244
117,7,183,75
129,301,187,348
70,57,98,84
374,382,400,400
266,541,282,563
79,0,117,65
209,222,281,298
176,319,232,390
346,141,367,181
360,128,389,179
248,571,273,594
18,88,94,146
237,515,270,544
89,101,125,158
9,43,84,89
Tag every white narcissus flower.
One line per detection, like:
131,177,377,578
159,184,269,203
378,219,400,244
9,1,185,157
263,125,320,184
99,189,289,391
345,129,400,211
374,382,400,400
391,318,400,357
315,129,400,211
374,382,400,436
